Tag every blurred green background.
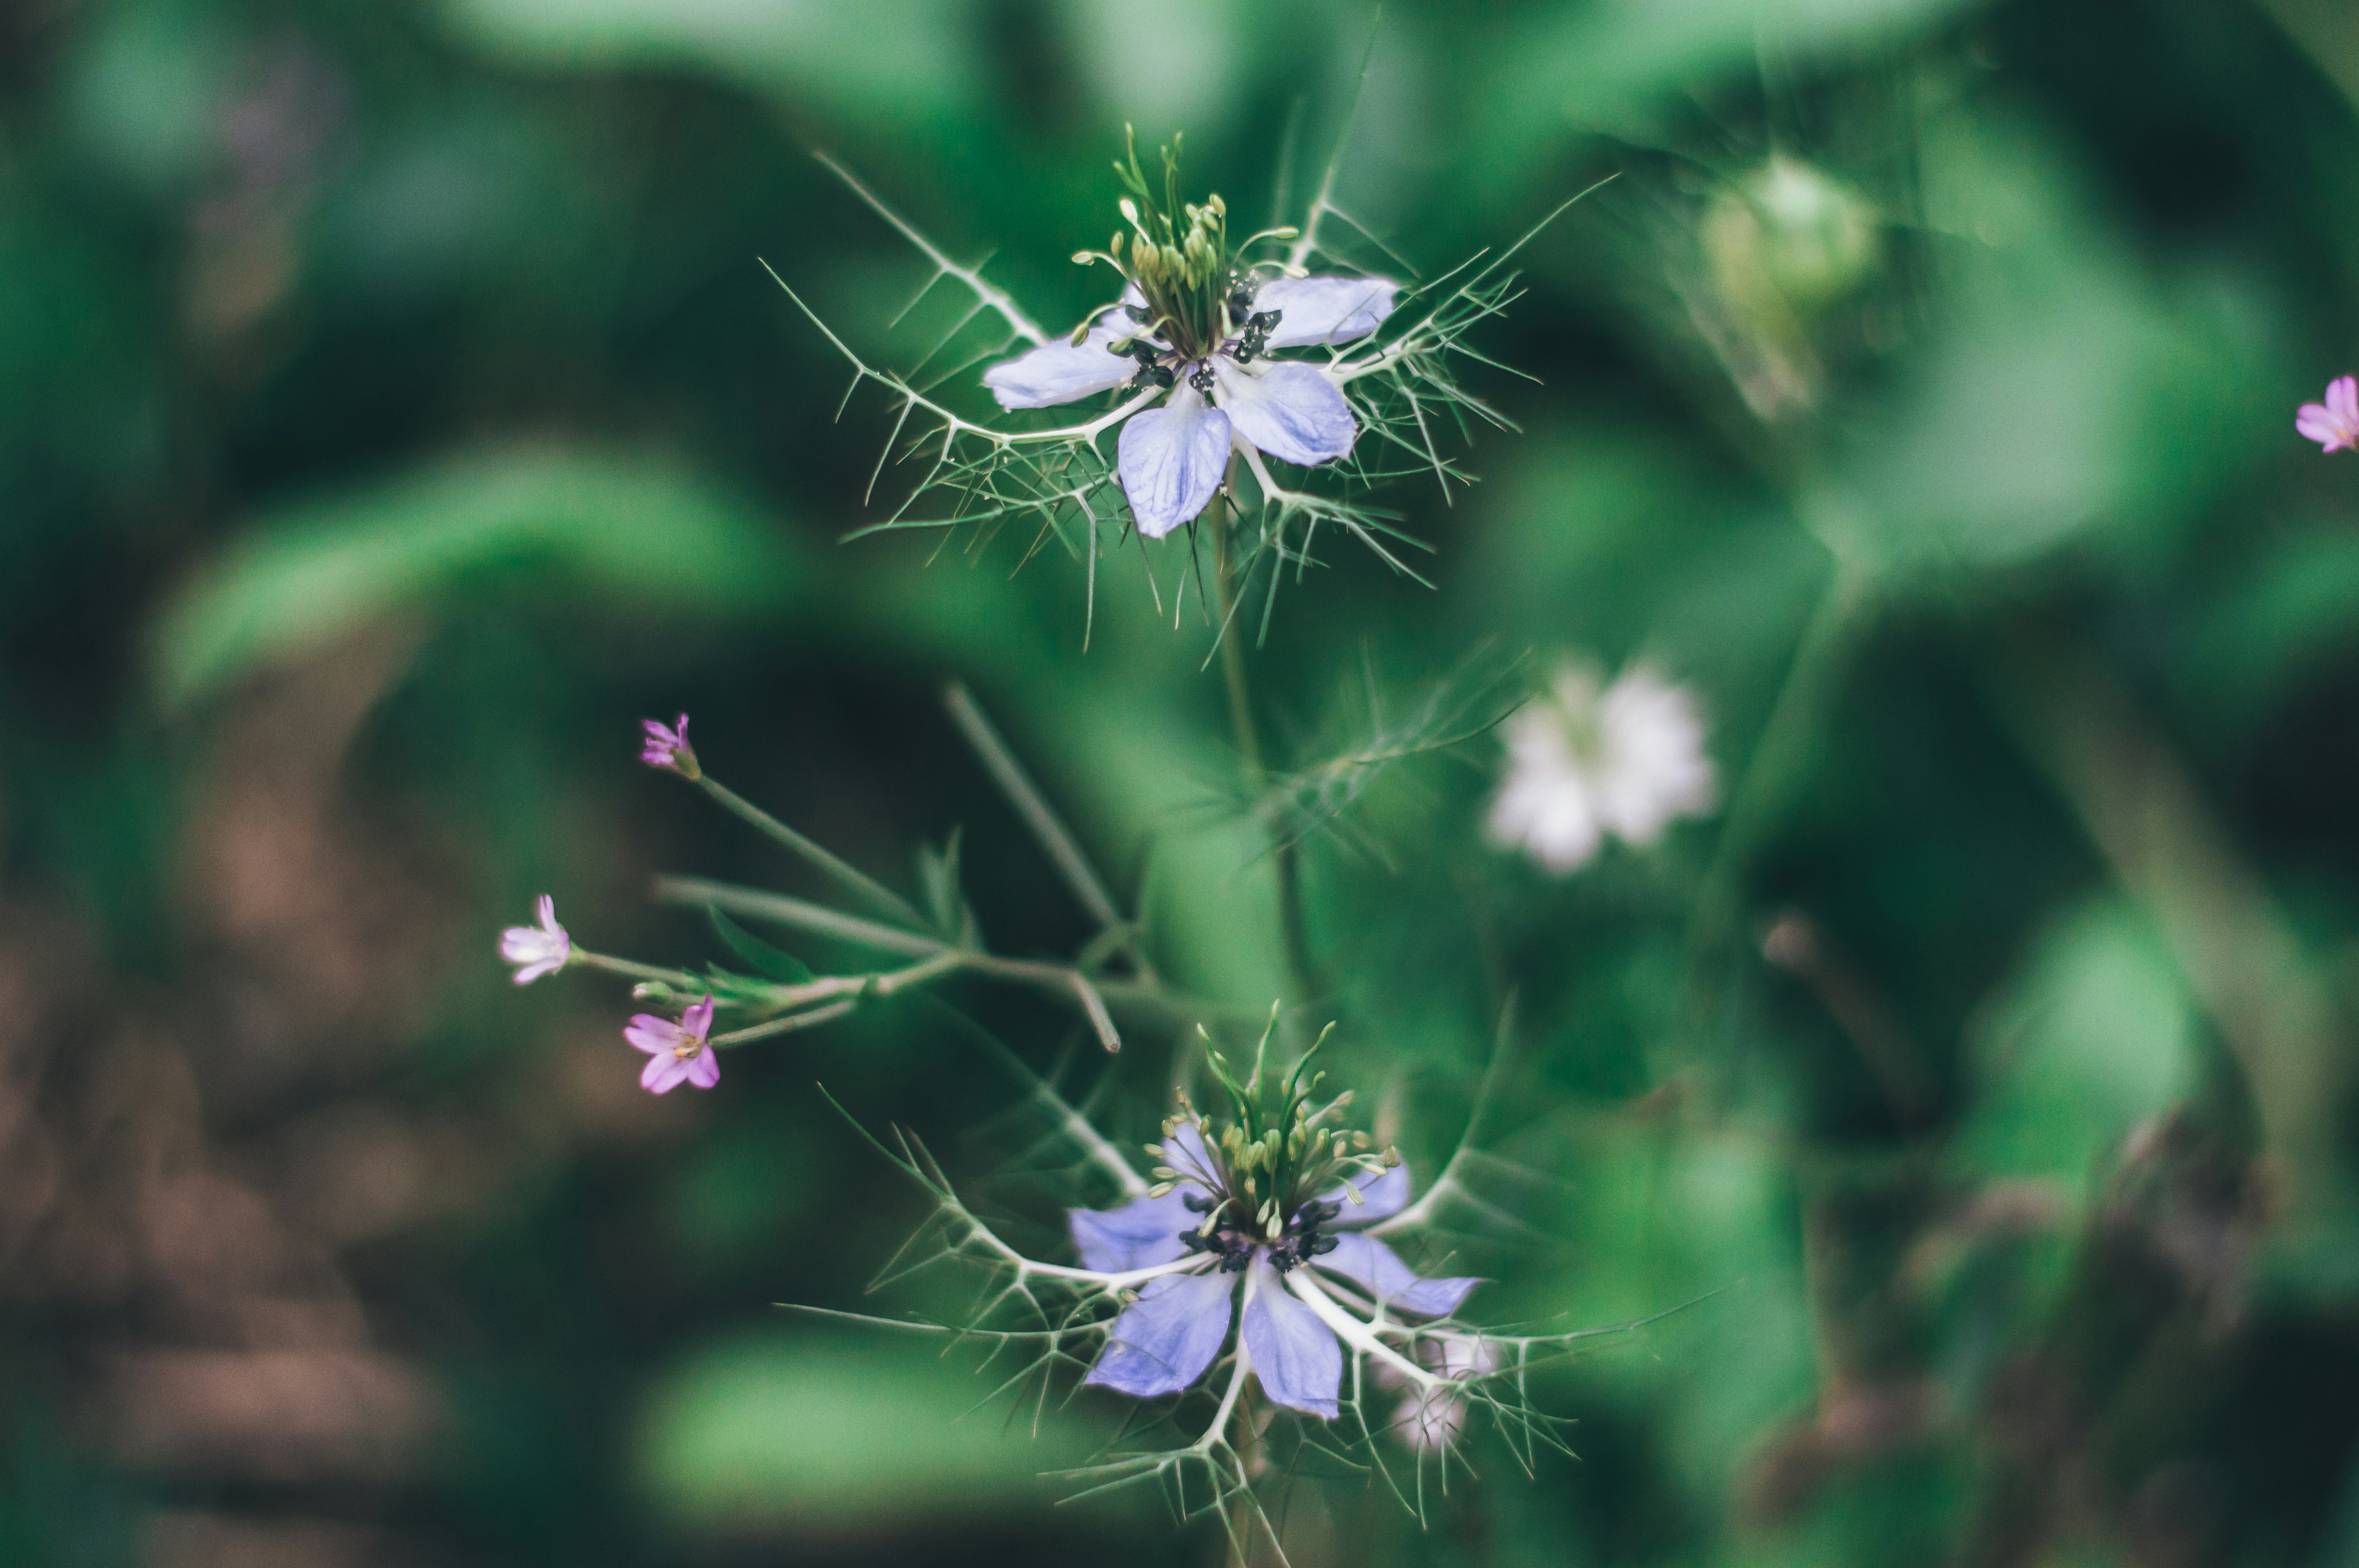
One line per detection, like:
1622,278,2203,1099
7,0,2359,1563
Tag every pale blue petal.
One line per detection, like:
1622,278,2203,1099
1117,383,1231,539
982,318,1139,409
1212,359,1356,466
1069,1190,1195,1273
1084,1272,1235,1398
1241,1258,1340,1419
1256,275,1398,348
1323,1160,1412,1223
1316,1234,1479,1319
1066,1123,1220,1272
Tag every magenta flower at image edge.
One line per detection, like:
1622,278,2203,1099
980,276,1399,540
626,995,720,1094
498,895,570,985
1069,1125,1479,1421
2298,375,2359,454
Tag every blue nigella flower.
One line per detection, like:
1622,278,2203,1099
1070,1118,1478,1419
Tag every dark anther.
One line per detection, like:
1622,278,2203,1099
1182,1192,1214,1213
1231,309,1283,365
1130,362,1176,392
1309,1233,1339,1256
1219,1251,1251,1273
1187,362,1215,394
1226,274,1258,316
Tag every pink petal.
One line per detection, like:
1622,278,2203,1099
642,1052,689,1092
2331,376,2357,421
625,1016,683,1056
682,995,715,1038
684,1048,721,1089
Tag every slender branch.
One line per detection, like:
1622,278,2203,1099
942,682,1130,938
567,950,703,990
1215,470,1316,1002
655,874,1245,1048
1679,560,1871,1053
694,775,927,930
712,999,858,1047
658,875,941,956
816,152,1051,348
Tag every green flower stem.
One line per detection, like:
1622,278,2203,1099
1680,560,1874,1058
692,774,928,931
569,950,703,990
1213,470,1316,1006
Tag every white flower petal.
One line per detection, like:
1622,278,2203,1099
1256,275,1399,348
1212,359,1357,467
1117,383,1231,539
981,316,1140,410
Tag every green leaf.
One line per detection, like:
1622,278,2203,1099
153,446,798,706
914,826,971,944
1954,895,2202,1200
444,0,979,122
705,906,814,985
636,1330,1105,1530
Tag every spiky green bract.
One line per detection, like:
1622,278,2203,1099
1151,1013,1394,1250
1073,129,1281,364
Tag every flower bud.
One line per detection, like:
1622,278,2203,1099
632,982,676,1002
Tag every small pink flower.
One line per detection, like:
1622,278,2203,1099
640,713,699,777
625,995,719,1094
2298,376,2359,454
499,895,570,984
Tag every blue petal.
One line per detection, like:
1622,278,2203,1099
1242,1258,1341,1419
1084,1271,1235,1399
1323,1160,1412,1223
1255,276,1398,348
981,316,1141,409
1069,1190,1195,1273
1315,1234,1479,1319
1066,1123,1220,1272
1212,360,1356,467
1117,384,1231,539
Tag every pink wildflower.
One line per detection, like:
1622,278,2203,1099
498,895,570,984
2298,376,2359,454
640,713,699,776
625,995,720,1094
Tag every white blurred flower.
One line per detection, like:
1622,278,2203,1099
1488,661,1717,874
1383,1332,1498,1452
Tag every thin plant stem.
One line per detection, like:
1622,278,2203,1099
1214,467,1316,1004
569,950,702,990
693,775,928,931
1679,560,1872,1060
